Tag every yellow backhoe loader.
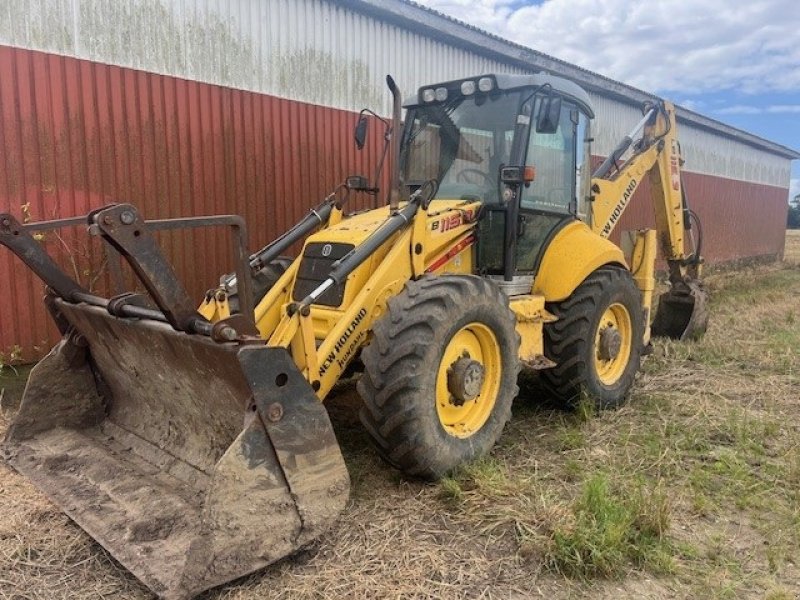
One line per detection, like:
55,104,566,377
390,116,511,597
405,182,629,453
0,73,707,599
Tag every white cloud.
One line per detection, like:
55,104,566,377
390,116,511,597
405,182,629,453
676,98,706,112
716,104,800,115
766,105,800,113
416,0,800,96
715,105,764,115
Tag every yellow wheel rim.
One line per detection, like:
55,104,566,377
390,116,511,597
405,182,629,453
435,322,502,438
593,302,633,385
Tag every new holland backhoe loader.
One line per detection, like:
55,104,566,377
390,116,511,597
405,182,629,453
0,73,707,599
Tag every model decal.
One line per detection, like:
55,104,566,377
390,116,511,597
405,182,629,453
319,307,368,375
602,178,637,236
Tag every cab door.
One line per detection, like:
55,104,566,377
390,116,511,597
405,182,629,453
515,102,589,273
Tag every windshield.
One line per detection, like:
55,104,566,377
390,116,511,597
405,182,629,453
401,91,523,203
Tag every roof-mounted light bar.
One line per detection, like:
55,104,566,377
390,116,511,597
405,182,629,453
418,75,497,103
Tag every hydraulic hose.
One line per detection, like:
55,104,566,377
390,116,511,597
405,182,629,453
593,108,656,179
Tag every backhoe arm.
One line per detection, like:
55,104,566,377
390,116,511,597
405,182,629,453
589,101,707,340
591,101,690,259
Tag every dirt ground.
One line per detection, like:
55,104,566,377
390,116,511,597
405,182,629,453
1,232,799,600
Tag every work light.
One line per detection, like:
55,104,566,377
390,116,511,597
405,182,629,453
461,80,476,95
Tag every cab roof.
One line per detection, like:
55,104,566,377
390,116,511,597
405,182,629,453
404,73,595,118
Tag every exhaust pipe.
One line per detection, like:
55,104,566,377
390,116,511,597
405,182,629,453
386,75,403,212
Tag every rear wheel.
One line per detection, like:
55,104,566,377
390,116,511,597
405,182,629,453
542,266,643,409
358,275,520,480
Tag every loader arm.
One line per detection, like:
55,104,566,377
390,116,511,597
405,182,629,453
588,100,707,340
260,193,479,400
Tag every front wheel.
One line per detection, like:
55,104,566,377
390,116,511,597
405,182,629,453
542,266,644,409
357,275,520,480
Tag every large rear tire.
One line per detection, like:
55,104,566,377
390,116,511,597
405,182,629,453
542,266,644,409
357,275,520,480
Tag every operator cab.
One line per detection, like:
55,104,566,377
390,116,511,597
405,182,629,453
400,73,594,293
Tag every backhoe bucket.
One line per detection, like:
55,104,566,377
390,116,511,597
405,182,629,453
651,280,709,341
3,300,349,600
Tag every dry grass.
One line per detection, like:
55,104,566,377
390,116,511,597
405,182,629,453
784,229,800,264
2,232,800,599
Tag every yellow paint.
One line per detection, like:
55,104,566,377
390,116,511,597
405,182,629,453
590,143,660,239
273,199,484,400
254,259,299,338
626,229,656,345
328,203,344,227
197,290,231,321
309,231,412,399
590,101,701,286
183,89,706,421
509,295,556,363
534,221,627,302
593,302,632,385
424,231,474,276
411,201,428,277
299,311,319,385
435,322,501,438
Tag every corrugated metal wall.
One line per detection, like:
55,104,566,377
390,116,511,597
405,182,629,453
614,170,789,263
589,94,790,187
1,0,790,188
0,45,386,361
0,0,526,116
0,0,794,360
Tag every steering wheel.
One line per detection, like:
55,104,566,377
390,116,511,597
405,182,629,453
456,168,493,186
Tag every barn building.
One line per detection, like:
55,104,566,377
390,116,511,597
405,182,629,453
1,0,797,360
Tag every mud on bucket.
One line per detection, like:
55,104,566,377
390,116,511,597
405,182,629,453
651,280,709,341
2,301,349,600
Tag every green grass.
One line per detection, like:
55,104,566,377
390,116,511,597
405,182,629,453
544,473,674,578
432,261,800,597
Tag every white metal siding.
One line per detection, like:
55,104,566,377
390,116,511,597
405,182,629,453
0,0,791,188
589,94,791,188
0,0,524,113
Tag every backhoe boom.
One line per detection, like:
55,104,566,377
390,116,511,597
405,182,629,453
589,100,707,340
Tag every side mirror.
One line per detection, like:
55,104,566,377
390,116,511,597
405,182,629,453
354,115,369,150
536,93,562,134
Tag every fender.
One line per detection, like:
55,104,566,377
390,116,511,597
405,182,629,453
534,221,627,302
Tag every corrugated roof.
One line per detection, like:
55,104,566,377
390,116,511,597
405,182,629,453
340,0,800,160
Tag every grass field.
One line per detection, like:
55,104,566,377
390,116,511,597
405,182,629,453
1,232,799,599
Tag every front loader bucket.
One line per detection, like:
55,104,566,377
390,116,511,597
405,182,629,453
651,279,709,341
3,300,349,600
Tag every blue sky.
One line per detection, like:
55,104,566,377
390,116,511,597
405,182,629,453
417,0,800,201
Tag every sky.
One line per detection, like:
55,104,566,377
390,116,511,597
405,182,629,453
416,0,800,202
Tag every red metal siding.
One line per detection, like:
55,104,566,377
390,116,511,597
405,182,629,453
0,46,386,361
608,163,789,263
0,46,790,360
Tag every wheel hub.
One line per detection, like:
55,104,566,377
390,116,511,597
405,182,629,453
598,326,622,361
447,357,485,405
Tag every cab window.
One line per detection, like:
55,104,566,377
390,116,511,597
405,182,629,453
520,101,578,214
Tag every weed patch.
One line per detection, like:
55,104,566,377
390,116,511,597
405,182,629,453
544,473,674,578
